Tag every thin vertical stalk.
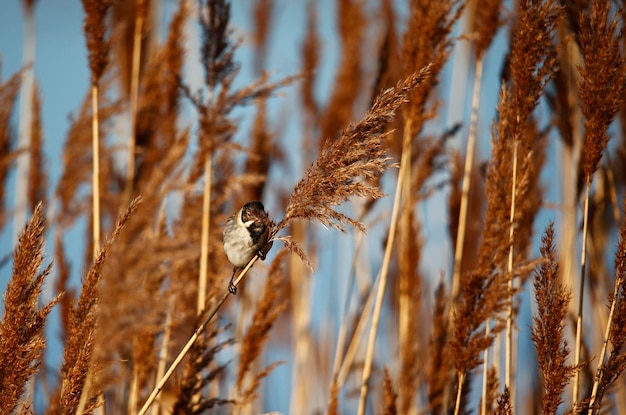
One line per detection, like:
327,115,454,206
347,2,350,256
76,84,102,415
331,228,365,378
573,180,591,406
398,174,411,337
198,158,212,314
336,269,379,386
454,53,484,415
587,279,622,413
481,323,490,415
91,84,102,258
454,372,466,415
129,370,139,414
289,221,312,415
357,125,411,415
451,56,483,301
505,140,518,407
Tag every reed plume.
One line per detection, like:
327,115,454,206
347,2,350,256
495,387,512,415
0,204,60,413
273,68,431,238
531,223,575,415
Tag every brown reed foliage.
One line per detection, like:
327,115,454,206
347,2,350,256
402,0,463,138
0,204,60,413
579,0,626,183
81,0,111,84
472,0,503,59
172,324,235,414
274,68,431,237
48,198,140,414
532,223,575,415
495,387,513,415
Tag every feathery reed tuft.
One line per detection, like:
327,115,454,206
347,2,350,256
579,0,626,182
531,223,575,415
472,0,503,59
0,204,60,413
382,367,398,415
495,387,512,415
274,68,431,236
172,324,235,413
81,0,112,84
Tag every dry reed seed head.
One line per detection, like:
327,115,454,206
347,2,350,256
531,222,575,415
495,387,513,415
382,367,398,415
277,68,431,234
81,0,112,83
506,0,562,142
472,0,503,58
578,0,626,181
401,0,463,137
200,0,236,89
174,325,236,413
0,204,59,414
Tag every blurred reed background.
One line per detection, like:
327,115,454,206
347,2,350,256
2,0,626,414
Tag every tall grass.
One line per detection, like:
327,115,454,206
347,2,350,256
3,0,626,414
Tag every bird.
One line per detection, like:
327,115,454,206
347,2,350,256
222,201,272,294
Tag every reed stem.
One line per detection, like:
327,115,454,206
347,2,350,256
573,179,591,406
357,124,412,415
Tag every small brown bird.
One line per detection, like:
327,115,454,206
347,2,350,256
222,201,272,294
